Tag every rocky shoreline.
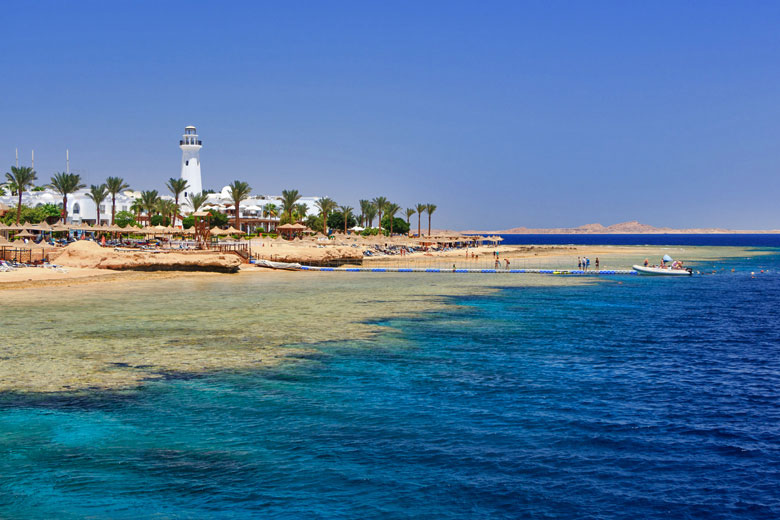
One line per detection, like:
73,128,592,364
52,241,242,273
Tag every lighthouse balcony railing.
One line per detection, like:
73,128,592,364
180,140,202,145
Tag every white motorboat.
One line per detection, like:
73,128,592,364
633,265,692,276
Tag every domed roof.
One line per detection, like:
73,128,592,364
185,125,196,130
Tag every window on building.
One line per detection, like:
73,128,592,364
100,205,105,213
73,203,80,214
186,160,189,165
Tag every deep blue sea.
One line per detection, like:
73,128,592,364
495,233,780,247
1,250,779,519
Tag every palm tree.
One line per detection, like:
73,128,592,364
187,191,209,213
165,178,189,226
359,199,371,227
157,199,178,226
339,205,353,235
281,189,301,223
227,180,252,230
364,203,377,228
294,202,308,222
50,172,86,223
138,190,160,226
415,203,427,237
86,184,109,225
105,176,130,225
5,166,37,224
130,200,143,219
372,196,388,230
426,203,437,237
405,208,415,227
315,197,337,235
264,203,278,219
385,203,400,235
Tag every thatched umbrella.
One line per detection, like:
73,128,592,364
14,230,35,240
51,223,69,233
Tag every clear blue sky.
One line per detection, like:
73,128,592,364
2,1,779,229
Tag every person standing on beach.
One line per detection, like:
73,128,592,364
595,257,599,270
495,257,500,269
578,257,582,269
586,257,590,271
505,259,510,269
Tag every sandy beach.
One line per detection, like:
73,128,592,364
1,238,763,291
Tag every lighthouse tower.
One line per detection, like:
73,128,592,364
180,126,203,198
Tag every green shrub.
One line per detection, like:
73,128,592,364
181,215,195,229
150,214,169,226
1,203,61,225
209,212,229,228
381,216,410,235
328,211,357,231
115,211,137,228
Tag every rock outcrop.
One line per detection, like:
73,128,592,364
52,241,241,273
255,245,363,264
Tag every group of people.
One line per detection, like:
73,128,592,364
493,250,510,269
577,256,599,271
643,258,685,270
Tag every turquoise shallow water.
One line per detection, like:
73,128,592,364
1,252,779,519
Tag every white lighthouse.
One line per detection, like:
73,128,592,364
180,125,203,198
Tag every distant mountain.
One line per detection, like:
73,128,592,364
462,221,780,234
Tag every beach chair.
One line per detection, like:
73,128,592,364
43,262,68,273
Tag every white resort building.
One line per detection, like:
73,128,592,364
1,126,323,233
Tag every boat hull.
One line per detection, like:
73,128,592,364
633,265,692,276
255,259,302,270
